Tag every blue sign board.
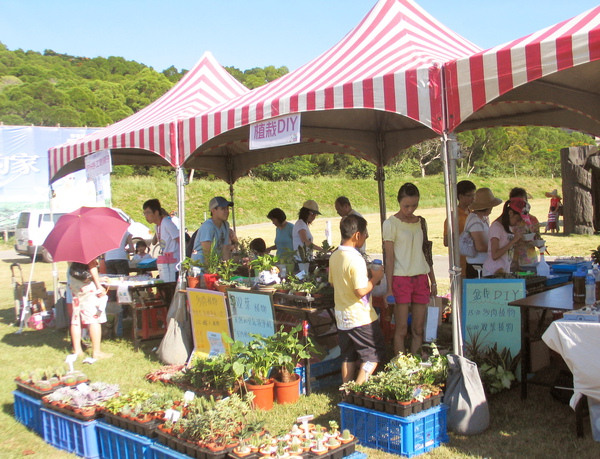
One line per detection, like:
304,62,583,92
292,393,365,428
462,279,525,359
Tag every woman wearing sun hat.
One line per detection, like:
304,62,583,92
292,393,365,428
483,198,530,277
463,188,503,278
292,199,323,261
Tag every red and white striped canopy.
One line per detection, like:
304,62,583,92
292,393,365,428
48,52,248,182
180,0,480,181
445,5,600,135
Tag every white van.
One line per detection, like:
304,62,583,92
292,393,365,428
15,210,68,262
14,208,153,262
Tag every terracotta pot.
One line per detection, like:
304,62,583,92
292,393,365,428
187,276,201,288
246,380,275,410
234,446,252,457
274,373,300,405
215,283,229,293
203,273,219,290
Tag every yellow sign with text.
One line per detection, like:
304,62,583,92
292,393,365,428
187,288,231,358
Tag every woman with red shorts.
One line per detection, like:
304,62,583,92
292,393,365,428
383,183,436,356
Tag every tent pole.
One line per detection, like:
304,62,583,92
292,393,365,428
226,151,236,232
176,166,186,263
376,133,387,227
442,132,463,356
49,186,60,305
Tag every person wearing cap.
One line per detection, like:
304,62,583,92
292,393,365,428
483,198,529,277
191,196,234,265
143,198,180,282
292,200,323,261
509,187,541,271
463,188,503,278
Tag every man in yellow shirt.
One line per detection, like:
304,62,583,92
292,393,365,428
329,215,385,384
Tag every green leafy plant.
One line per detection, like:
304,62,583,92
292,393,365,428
201,244,221,274
216,258,241,284
296,243,312,263
180,257,202,274
270,324,317,383
249,253,279,273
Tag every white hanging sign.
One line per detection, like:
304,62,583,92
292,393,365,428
85,149,112,181
249,114,301,150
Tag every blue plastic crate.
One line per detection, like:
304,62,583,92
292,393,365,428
13,390,43,436
339,402,448,458
97,419,154,459
295,356,342,393
41,407,99,458
148,442,190,459
344,453,368,459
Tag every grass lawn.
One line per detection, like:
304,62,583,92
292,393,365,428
1,174,600,457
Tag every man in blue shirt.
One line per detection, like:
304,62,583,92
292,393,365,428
191,196,234,265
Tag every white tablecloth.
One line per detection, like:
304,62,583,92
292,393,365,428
542,320,600,440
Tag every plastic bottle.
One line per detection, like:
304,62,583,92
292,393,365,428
572,268,586,303
536,249,550,277
370,259,383,285
371,259,383,271
586,273,596,304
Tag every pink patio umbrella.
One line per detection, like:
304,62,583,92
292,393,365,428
42,207,130,264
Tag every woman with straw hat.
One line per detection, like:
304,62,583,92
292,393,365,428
292,199,324,262
463,188,503,278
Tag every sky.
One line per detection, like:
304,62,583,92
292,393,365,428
1,0,599,73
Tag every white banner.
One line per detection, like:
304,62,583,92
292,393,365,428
249,114,301,150
85,149,111,181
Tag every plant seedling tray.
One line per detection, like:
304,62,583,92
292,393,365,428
103,411,160,438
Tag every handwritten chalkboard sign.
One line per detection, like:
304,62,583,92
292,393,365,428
187,288,231,358
227,289,276,344
462,279,525,359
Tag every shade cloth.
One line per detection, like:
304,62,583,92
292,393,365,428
543,320,600,440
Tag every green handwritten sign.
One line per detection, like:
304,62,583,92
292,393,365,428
462,279,525,359
227,289,276,344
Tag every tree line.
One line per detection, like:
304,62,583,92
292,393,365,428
0,42,593,180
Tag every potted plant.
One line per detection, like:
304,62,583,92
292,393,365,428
270,324,317,404
226,334,277,410
181,257,203,288
339,429,354,444
311,432,328,455
249,253,280,287
215,258,241,292
296,243,312,274
200,245,221,290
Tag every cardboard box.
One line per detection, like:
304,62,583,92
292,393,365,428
562,311,600,322
530,339,550,372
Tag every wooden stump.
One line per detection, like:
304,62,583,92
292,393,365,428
560,145,598,235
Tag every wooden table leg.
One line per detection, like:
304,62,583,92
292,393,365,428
303,319,311,396
521,306,531,400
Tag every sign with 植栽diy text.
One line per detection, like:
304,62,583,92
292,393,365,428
462,279,525,359
249,114,301,150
